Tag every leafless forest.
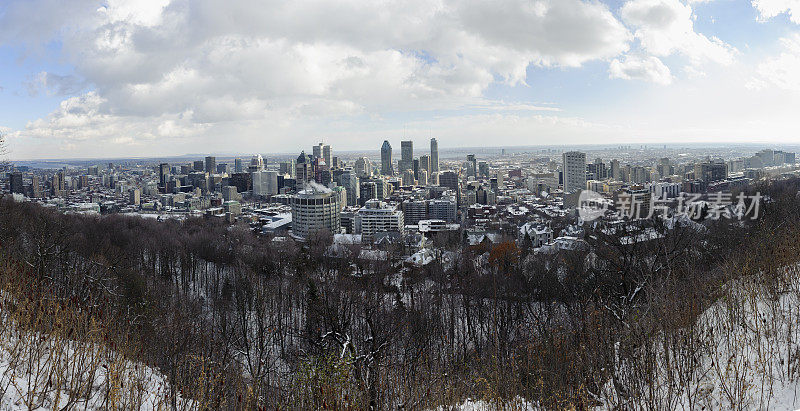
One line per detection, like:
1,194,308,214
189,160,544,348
1,178,800,409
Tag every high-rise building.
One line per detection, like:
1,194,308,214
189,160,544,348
657,157,673,179
216,163,229,174
466,154,477,177
158,163,170,188
334,168,360,207
30,175,42,198
694,160,727,183
400,140,413,173
193,160,204,171
222,185,240,201
50,173,61,197
248,154,264,173
355,200,405,243
359,181,377,206
418,170,428,186
290,184,342,239
204,156,216,174
430,138,439,174
87,166,99,176
478,161,489,178
234,158,244,173
402,199,428,225
610,159,620,180
313,143,323,159
381,141,393,176
253,171,278,197
439,171,459,192
587,158,607,180
279,159,296,177
323,145,331,168
419,155,431,175
562,151,586,194
9,172,24,194
428,196,457,222
354,157,371,178
295,152,312,186
129,188,141,205
402,169,416,186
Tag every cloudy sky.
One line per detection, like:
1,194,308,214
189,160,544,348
1,0,800,159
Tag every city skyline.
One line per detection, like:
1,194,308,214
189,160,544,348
3,1,800,159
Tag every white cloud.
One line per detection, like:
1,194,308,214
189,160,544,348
752,0,800,24
620,0,736,65
609,54,673,84
0,0,638,157
749,33,800,91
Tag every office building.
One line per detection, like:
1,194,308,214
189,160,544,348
402,169,416,186
419,155,430,175
695,160,727,183
439,171,459,192
290,184,342,239
610,159,620,180
354,157,371,178
381,140,393,175
9,172,23,194
295,152,312,186
478,161,489,178
234,158,244,173
430,138,439,174
249,154,264,173
323,145,331,167
466,154,477,177
562,151,586,194
355,200,405,243
400,140,413,173
335,168,360,207
205,156,216,174
129,188,141,205
402,199,428,225
253,170,278,197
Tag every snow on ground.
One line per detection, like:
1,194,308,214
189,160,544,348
0,306,193,409
599,268,800,410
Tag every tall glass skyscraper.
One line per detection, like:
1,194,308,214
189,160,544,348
430,138,439,174
381,140,393,176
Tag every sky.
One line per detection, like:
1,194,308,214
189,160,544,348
2,0,800,160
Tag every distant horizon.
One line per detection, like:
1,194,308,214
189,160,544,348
7,141,800,165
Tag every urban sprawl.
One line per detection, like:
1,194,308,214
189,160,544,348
3,142,798,260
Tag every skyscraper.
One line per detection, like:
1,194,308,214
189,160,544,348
9,173,23,194
354,157,371,178
400,140,413,173
234,158,244,173
419,155,430,175
322,145,331,168
562,151,586,194
248,154,264,173
205,156,216,174
296,152,312,186
381,141,393,176
430,138,439,174
313,143,323,159
610,159,620,180
159,163,170,187
466,154,477,177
